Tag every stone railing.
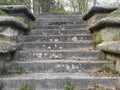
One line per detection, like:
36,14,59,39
0,5,36,25
0,5,35,74
83,6,117,27
83,6,120,72
89,17,120,42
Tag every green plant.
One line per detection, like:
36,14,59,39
101,64,111,72
66,13,75,18
16,66,25,74
20,83,33,90
28,22,35,29
99,52,106,60
0,66,8,75
109,12,120,17
64,81,76,90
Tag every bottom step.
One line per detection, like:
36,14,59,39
0,73,119,90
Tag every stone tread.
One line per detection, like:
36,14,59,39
23,34,92,37
13,60,111,63
22,41,93,50
23,34,93,42
14,50,100,60
30,29,89,35
17,49,99,52
14,57,100,61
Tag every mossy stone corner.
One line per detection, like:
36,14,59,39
83,6,117,27
89,17,120,42
0,5,36,25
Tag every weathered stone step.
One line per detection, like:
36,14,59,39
14,50,100,60
11,60,112,73
30,29,89,35
22,41,92,50
40,12,82,15
39,14,82,18
0,73,119,90
36,18,83,23
39,15,82,18
35,24,87,29
35,22,85,26
23,34,92,42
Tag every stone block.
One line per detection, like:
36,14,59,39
89,17,120,44
87,14,108,27
97,41,120,72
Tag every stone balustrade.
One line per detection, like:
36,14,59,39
83,6,117,27
83,6,120,72
0,16,29,61
89,17,120,42
0,5,35,62
0,5,36,25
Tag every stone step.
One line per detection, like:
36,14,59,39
22,41,93,50
11,60,112,73
39,12,82,15
34,24,87,29
36,18,83,23
39,15,82,18
13,50,100,60
0,73,119,90
35,22,85,26
30,29,89,35
23,34,93,42
39,14,82,18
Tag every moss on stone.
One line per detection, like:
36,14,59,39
15,17,24,23
113,32,120,41
92,32,103,45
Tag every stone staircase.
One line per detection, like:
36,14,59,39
0,13,119,90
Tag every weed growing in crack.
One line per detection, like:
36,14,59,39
16,66,25,74
64,81,76,90
20,83,33,90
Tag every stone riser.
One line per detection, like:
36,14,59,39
11,60,112,73
30,29,89,35
35,25,87,29
22,42,92,50
23,35,92,42
36,18,83,23
39,12,82,15
14,50,100,60
35,22,85,26
0,73,119,90
39,15,82,18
